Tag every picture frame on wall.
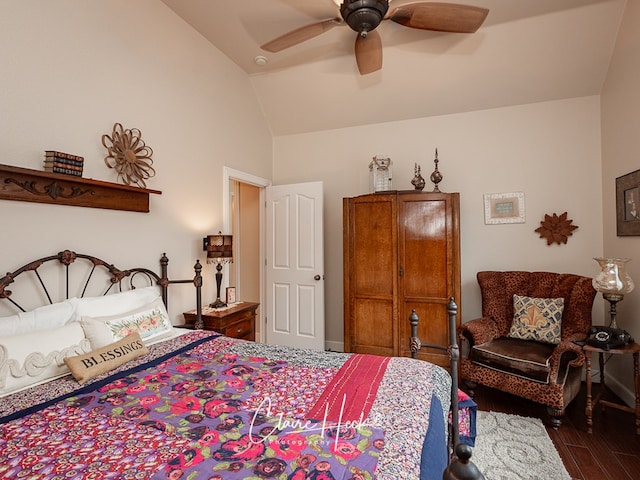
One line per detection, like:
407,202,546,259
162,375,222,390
226,286,237,304
616,169,640,236
484,192,525,224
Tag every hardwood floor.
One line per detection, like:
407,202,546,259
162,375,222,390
470,383,640,480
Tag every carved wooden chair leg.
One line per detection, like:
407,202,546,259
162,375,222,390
463,380,477,398
547,407,564,429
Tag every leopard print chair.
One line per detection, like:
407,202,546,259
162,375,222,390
459,271,596,428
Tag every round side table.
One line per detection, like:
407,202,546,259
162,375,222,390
584,342,640,435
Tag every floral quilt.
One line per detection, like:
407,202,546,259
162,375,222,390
0,331,453,480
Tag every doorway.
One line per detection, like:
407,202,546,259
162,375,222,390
222,169,325,349
228,181,261,338
223,167,270,342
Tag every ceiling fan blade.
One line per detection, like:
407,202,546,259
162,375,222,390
261,17,343,53
355,30,383,75
389,2,489,33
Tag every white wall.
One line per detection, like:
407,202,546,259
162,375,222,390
600,0,640,405
273,96,604,350
0,0,272,320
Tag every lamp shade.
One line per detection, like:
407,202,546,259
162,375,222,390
204,232,233,263
592,257,634,295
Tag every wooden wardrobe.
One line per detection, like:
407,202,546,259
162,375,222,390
343,190,461,368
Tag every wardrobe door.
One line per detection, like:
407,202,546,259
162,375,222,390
343,193,398,356
398,192,460,367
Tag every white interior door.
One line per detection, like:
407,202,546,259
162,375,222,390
266,181,324,350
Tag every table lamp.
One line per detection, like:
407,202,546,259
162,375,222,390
203,231,233,308
592,257,634,329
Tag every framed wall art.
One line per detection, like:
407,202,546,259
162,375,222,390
226,286,237,304
616,169,640,236
484,192,525,224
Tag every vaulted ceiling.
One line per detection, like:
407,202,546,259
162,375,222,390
160,0,627,136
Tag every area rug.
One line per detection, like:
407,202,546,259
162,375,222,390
470,411,571,480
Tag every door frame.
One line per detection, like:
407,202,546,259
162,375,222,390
222,167,271,343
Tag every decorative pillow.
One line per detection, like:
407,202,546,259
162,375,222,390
0,322,91,397
0,298,78,336
73,286,162,321
64,332,148,384
508,294,564,344
80,297,173,349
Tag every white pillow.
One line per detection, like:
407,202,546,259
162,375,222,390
80,297,174,349
0,322,90,397
0,299,77,336
73,286,162,321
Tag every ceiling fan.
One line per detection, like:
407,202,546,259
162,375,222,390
261,1,489,75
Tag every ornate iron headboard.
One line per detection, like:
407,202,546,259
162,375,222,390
0,250,202,326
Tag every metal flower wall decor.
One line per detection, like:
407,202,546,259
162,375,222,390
102,123,155,188
535,212,578,245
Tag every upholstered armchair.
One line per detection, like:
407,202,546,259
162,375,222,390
459,271,596,427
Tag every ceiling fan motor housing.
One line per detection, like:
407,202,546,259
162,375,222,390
340,0,389,35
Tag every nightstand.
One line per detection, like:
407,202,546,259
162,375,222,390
584,342,640,435
183,302,259,341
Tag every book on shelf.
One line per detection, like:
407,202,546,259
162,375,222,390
43,157,84,168
44,150,84,162
44,165,83,177
44,162,83,172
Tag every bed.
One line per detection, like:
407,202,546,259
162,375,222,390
0,250,481,480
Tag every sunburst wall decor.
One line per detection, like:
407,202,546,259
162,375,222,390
535,212,578,245
102,123,155,188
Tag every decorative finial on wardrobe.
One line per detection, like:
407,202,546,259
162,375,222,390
430,148,443,192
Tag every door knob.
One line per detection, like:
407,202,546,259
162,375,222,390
314,275,321,281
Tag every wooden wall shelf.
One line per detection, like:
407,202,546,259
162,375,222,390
0,163,161,213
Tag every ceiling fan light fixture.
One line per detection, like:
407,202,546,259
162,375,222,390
339,0,389,34
263,1,487,76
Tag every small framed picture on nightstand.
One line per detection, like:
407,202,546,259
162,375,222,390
226,287,236,304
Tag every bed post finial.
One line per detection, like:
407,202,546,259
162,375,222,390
194,259,203,286
160,253,169,274
160,253,169,307
409,309,421,358
448,297,461,448
442,444,485,480
447,297,459,365
194,259,203,330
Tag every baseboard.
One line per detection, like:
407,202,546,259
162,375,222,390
603,371,636,408
588,367,635,408
325,340,344,353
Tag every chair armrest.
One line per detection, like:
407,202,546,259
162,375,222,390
548,335,585,384
458,317,500,349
